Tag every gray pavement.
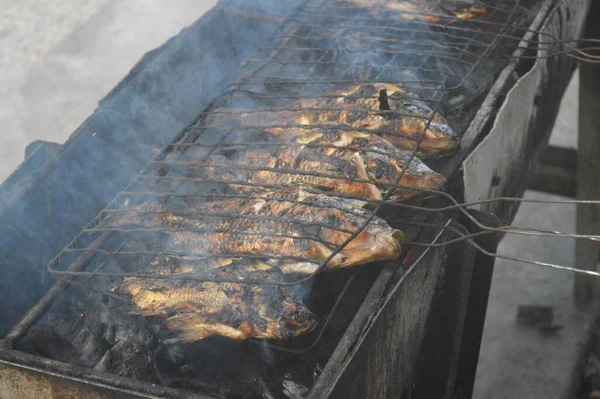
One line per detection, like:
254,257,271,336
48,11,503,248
0,0,217,183
473,72,590,399
0,2,591,398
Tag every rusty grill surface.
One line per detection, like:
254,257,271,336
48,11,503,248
1,0,547,397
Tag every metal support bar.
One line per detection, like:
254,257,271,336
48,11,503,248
410,221,476,399
453,210,501,399
529,145,577,198
575,1,600,305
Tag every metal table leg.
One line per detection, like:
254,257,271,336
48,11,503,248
453,210,501,399
575,1,600,305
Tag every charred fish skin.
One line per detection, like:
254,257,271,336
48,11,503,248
108,254,319,343
161,296,317,343
163,283,317,342
110,265,317,342
356,134,446,198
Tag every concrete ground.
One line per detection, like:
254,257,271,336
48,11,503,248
0,2,591,398
0,0,217,183
473,72,592,399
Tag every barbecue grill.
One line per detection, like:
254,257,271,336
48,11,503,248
0,0,593,398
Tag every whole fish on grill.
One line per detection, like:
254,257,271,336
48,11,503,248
106,188,402,342
110,258,317,342
341,0,486,23
261,127,446,201
100,189,403,272
185,128,444,205
195,136,383,207
214,84,458,158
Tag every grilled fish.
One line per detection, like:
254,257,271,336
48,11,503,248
110,260,317,341
198,138,383,206
189,129,442,205
262,127,445,201
219,84,458,158
342,0,485,23
100,189,403,271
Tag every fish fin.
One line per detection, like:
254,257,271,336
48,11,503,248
162,314,247,343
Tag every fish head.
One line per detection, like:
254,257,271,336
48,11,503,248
335,226,403,268
359,139,445,201
386,96,459,158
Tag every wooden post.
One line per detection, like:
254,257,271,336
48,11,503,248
575,1,600,305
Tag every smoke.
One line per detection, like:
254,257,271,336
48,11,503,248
0,0,305,337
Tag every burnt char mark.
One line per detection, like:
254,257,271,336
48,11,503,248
243,286,269,332
321,129,342,141
222,285,239,298
252,130,279,143
291,151,304,170
301,223,323,239
294,237,310,253
296,149,354,176
344,110,364,125
369,157,397,180
341,162,358,178
325,213,342,228
351,136,372,148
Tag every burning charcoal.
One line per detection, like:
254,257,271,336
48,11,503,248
94,326,156,382
79,323,112,367
282,374,310,399
154,338,280,397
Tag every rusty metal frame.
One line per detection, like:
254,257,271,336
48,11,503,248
0,347,210,399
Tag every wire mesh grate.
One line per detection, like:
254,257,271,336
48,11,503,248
44,0,545,300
